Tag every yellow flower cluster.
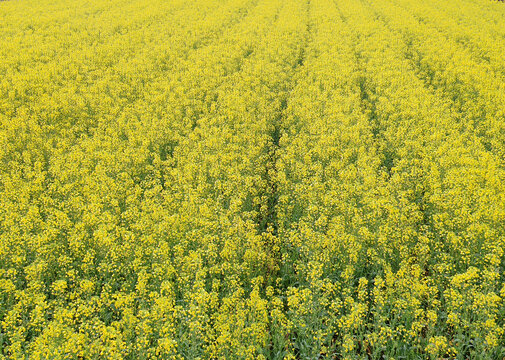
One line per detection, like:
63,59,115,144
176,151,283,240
1,0,504,358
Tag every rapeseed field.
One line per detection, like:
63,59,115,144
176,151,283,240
1,0,504,358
